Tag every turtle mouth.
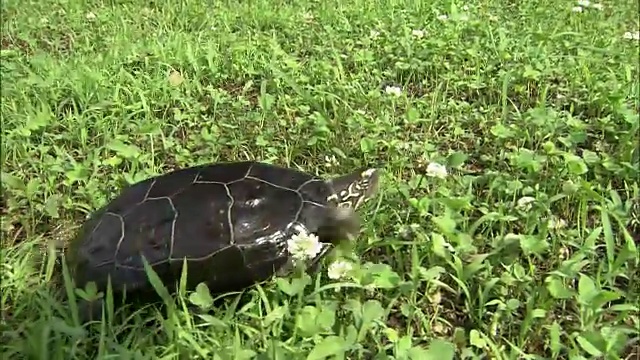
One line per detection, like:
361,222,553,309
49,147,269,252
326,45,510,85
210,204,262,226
332,207,354,221
317,207,361,244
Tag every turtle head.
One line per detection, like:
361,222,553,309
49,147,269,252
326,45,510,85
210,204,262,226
316,167,381,244
316,206,361,244
325,167,381,210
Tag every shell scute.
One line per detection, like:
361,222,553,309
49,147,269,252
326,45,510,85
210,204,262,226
195,162,253,184
227,178,303,246
144,169,198,200
161,182,232,260
82,213,124,263
246,163,316,191
115,198,177,268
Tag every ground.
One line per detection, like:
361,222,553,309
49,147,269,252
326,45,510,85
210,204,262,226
1,0,639,359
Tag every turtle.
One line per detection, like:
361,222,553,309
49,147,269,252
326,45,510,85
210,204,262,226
65,161,380,319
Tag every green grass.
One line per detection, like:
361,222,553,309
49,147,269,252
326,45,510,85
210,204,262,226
1,0,639,358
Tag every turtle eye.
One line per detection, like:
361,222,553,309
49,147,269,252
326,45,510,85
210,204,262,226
326,193,339,205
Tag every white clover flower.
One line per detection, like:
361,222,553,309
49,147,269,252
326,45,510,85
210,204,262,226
623,31,640,40
462,5,469,10
516,196,536,211
324,155,339,168
327,260,354,280
437,14,448,21
591,3,604,10
572,6,583,12
370,30,381,39
426,162,448,179
384,86,402,96
287,232,323,260
411,29,426,38
548,216,567,230
302,12,314,22
86,12,96,20
577,0,590,6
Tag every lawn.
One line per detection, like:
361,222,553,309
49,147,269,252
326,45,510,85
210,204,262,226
1,0,639,358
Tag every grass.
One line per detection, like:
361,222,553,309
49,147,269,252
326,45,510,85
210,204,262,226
1,0,639,358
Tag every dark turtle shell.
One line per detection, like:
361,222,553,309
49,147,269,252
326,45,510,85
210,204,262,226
66,161,380,298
